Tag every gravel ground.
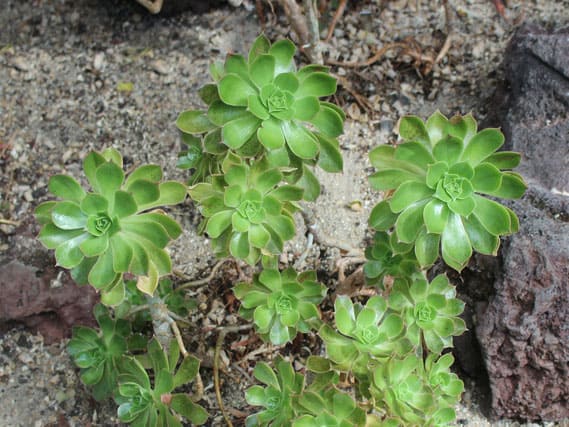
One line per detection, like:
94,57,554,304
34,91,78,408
1,0,568,425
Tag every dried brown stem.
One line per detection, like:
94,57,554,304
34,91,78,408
324,0,347,42
175,258,232,290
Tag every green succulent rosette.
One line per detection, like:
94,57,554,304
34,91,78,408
368,111,526,271
35,149,186,300
319,296,408,375
363,231,421,289
67,304,129,401
294,387,367,427
388,274,465,353
177,34,344,199
245,356,305,427
189,157,302,265
234,268,326,345
371,354,462,426
116,339,208,426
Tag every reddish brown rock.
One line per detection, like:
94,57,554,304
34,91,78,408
472,24,569,421
0,223,98,343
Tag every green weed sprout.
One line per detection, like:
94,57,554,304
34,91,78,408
35,148,185,300
368,112,526,271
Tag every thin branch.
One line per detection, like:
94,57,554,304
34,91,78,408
0,218,19,226
324,0,347,42
302,0,323,64
214,324,253,427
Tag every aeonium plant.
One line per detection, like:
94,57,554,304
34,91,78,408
35,148,186,301
176,34,344,200
67,304,130,401
234,268,327,345
189,156,303,265
368,111,526,271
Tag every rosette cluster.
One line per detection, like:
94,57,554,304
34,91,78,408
35,149,186,300
176,34,344,201
368,111,526,271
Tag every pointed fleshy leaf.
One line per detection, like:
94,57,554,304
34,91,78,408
248,95,271,120
315,133,343,173
296,72,337,98
208,100,249,125
79,234,109,257
433,136,463,165
88,249,118,288
463,215,499,256
389,181,432,213
334,296,355,336
415,230,440,266
198,83,220,105
248,224,270,248
222,114,262,149
125,165,162,187
395,200,428,243
486,172,527,199
265,214,295,241
206,210,233,238
395,141,435,170
423,199,449,234
274,72,299,93
219,74,257,107
461,128,504,166
80,193,109,215
248,34,271,63
110,236,133,272
83,151,106,192
49,175,85,203
485,151,521,169
54,234,88,268
426,111,449,145
296,165,320,201
230,232,250,259
472,195,511,236
39,224,84,249
368,169,422,191
257,118,285,149
293,96,319,121
369,201,397,231
52,201,87,230
281,121,319,159
441,213,472,272
269,39,296,74
176,110,216,134
399,116,430,145
100,277,125,306
309,105,343,137
471,163,502,193
448,196,475,217
253,362,280,390
250,54,276,88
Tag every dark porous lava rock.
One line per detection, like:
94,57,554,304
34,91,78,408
473,23,569,421
0,221,98,343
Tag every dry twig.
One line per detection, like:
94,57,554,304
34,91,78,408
214,324,253,427
175,258,233,290
324,0,347,42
